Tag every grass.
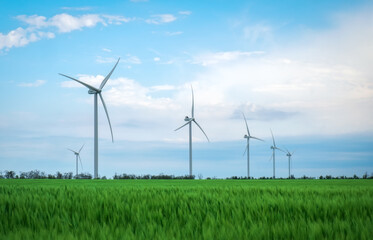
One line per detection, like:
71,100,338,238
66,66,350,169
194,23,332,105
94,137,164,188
0,179,372,239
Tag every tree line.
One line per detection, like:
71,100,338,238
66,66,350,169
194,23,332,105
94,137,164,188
0,170,372,180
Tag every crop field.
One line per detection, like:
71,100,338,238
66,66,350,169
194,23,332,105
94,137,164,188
1,179,372,239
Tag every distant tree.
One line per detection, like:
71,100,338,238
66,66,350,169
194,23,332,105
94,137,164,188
48,174,55,179
326,175,332,179
64,172,73,179
363,172,368,179
353,174,359,179
319,175,324,179
56,171,63,179
101,176,107,180
5,170,15,179
0,171,4,179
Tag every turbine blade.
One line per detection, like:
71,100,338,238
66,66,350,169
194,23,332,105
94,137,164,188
99,58,120,90
174,121,191,131
79,155,83,171
67,148,77,154
284,147,290,154
242,112,250,136
268,154,273,162
270,129,276,147
250,136,264,142
243,142,249,156
59,73,99,92
78,144,85,153
99,93,114,142
292,151,295,155
243,146,247,156
276,147,286,153
193,120,210,142
191,85,194,118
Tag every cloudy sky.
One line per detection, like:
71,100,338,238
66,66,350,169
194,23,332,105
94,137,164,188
1,0,372,178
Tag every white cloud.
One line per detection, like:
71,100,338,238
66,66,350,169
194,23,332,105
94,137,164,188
0,13,131,50
123,55,142,64
192,51,264,66
96,56,117,63
16,15,48,28
146,14,177,24
102,48,111,52
178,11,192,15
18,80,46,87
243,23,272,42
166,31,183,36
102,15,132,25
0,27,55,50
153,57,160,62
49,14,104,32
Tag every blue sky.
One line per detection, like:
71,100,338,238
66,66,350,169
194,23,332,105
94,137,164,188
0,0,372,178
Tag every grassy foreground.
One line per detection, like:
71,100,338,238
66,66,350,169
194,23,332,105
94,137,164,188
0,179,372,239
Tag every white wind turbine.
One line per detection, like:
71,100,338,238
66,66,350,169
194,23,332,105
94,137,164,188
285,148,295,179
175,86,209,177
67,144,84,176
59,58,120,179
269,129,284,179
242,112,263,179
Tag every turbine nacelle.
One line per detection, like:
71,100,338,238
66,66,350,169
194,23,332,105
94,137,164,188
88,89,100,94
184,116,193,121
271,146,275,150
244,134,249,139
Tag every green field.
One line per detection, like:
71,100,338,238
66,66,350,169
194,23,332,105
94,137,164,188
1,179,372,239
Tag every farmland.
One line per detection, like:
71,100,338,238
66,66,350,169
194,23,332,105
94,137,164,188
1,179,372,239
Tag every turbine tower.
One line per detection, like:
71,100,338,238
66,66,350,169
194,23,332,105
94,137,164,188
59,58,119,179
285,148,294,179
242,112,263,179
175,86,209,177
68,144,84,176
270,129,284,179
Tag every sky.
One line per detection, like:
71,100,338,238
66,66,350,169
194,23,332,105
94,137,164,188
0,0,372,178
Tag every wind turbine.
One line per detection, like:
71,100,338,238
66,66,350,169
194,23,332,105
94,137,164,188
285,148,295,179
269,129,284,179
59,58,120,179
242,112,263,179
68,144,84,176
175,86,209,177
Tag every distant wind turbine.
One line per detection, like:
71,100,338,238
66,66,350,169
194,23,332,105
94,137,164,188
242,112,263,179
269,129,284,179
175,86,209,177
68,144,84,176
285,148,295,179
59,58,120,179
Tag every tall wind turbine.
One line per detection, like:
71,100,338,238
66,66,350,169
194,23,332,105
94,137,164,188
68,144,84,176
285,148,295,179
175,86,209,177
269,129,284,179
59,58,119,179
242,112,263,179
